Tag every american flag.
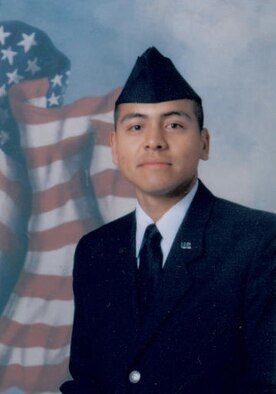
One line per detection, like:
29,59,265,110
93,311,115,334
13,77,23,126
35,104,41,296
0,21,135,393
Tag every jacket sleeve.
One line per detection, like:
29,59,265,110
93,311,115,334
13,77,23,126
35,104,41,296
243,232,276,394
60,238,103,394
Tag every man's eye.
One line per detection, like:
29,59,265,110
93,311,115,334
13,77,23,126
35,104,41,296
168,123,182,129
130,124,142,131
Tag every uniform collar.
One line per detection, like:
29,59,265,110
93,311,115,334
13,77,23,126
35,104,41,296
135,180,198,265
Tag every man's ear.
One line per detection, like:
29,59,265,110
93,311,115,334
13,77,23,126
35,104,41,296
110,131,118,165
200,128,210,161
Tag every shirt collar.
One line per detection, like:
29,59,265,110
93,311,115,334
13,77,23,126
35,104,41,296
135,180,198,263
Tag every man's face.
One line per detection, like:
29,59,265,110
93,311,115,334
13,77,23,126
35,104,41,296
111,99,209,201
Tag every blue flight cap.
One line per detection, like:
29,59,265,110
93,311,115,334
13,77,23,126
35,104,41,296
115,47,201,105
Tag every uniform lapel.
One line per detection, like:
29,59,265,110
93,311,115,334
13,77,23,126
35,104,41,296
133,181,215,358
109,212,143,351
111,211,138,318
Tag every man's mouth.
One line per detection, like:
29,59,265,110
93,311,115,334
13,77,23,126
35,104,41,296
138,159,172,168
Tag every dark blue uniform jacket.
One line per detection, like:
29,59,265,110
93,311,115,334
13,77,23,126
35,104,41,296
61,181,276,393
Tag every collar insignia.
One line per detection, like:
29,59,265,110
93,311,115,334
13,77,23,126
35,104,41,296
180,241,192,250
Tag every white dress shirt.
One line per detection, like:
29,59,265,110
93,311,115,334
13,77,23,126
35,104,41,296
135,180,198,267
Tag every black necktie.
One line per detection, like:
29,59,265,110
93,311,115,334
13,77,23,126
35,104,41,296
137,224,163,321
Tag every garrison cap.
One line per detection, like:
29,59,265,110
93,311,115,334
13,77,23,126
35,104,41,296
115,47,201,105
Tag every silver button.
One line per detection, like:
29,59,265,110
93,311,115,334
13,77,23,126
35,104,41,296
129,370,141,384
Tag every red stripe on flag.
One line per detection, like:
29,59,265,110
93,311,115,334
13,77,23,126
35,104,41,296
32,171,86,214
14,272,73,301
0,359,70,393
92,119,114,146
28,219,95,251
23,134,93,168
0,317,71,349
92,169,135,198
10,79,121,124
10,77,49,101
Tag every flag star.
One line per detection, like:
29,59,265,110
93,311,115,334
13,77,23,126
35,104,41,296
48,93,60,106
17,32,37,53
0,130,9,146
1,46,17,65
0,26,11,45
25,58,41,75
6,69,24,85
51,74,63,87
0,84,7,98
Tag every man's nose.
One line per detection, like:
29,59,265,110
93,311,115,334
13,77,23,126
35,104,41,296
144,126,168,151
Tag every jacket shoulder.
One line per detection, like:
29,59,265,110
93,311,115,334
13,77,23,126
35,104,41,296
214,195,275,220
194,180,276,234
212,195,276,236
76,211,135,253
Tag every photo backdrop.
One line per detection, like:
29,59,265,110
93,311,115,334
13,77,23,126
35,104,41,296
0,1,275,393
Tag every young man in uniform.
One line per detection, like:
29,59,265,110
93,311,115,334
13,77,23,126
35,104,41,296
61,47,276,393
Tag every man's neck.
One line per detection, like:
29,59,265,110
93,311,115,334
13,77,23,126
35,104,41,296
136,196,181,222
136,179,198,222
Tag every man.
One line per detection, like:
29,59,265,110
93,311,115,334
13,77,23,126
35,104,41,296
60,47,276,393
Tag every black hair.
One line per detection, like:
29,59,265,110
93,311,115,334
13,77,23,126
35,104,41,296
192,100,204,130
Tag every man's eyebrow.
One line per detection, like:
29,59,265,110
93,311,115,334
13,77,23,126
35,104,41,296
162,110,192,120
120,112,147,123
119,110,192,123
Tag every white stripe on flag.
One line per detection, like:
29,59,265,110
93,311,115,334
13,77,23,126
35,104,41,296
19,115,93,148
90,145,116,174
91,110,114,123
27,153,84,192
28,196,92,232
3,294,74,326
23,246,76,276
27,96,48,108
0,343,70,367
